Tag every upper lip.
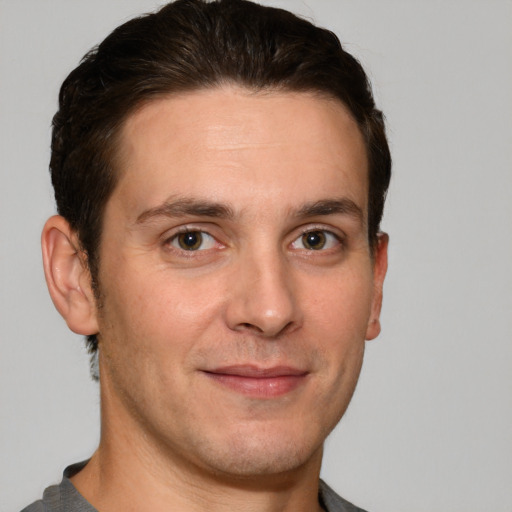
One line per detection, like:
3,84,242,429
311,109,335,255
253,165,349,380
204,365,308,378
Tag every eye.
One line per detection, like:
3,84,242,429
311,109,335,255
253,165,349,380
291,230,340,251
169,231,217,251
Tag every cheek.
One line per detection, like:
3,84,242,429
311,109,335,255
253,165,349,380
306,268,374,335
98,267,226,351
303,267,373,390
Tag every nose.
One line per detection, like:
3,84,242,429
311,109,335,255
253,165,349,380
225,249,302,338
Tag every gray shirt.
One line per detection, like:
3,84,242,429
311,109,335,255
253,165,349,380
21,461,368,512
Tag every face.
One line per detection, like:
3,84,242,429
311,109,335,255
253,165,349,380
94,87,387,480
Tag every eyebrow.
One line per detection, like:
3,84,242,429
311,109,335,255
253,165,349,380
135,197,235,224
295,198,364,223
135,196,364,225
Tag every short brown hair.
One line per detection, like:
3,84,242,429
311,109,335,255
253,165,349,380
50,0,391,354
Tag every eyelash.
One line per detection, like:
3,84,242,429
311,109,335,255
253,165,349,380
163,226,344,255
291,228,343,252
164,228,222,253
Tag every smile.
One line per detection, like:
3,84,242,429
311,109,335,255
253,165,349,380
202,365,309,398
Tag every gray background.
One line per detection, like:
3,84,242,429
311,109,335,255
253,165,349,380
1,1,511,511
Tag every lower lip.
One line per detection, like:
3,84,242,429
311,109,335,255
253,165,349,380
204,373,307,398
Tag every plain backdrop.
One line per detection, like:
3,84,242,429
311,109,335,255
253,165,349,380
1,1,511,511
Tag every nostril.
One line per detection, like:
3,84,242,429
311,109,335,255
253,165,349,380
238,322,264,333
277,321,296,337
235,320,296,338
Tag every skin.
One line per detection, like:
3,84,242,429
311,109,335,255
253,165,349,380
42,86,388,512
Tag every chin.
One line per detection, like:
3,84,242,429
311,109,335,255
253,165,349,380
190,421,326,480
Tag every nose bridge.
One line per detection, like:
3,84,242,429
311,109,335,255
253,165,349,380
226,243,300,337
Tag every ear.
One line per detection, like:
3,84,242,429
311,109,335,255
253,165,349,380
41,215,99,335
365,232,389,340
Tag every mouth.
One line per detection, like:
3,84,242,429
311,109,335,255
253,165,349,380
202,365,309,398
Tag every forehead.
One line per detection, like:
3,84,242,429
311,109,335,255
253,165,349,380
112,86,369,220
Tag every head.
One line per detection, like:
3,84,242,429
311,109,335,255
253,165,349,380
42,0,390,484
49,0,391,356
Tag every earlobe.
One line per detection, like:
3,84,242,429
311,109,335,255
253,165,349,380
365,232,389,341
41,215,99,335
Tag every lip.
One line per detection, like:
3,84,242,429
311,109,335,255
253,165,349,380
202,365,309,398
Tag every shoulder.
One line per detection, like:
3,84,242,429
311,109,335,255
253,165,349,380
20,500,47,512
319,480,370,512
19,481,68,512
19,462,96,512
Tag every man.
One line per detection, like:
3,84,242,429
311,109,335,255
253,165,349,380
24,0,390,510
